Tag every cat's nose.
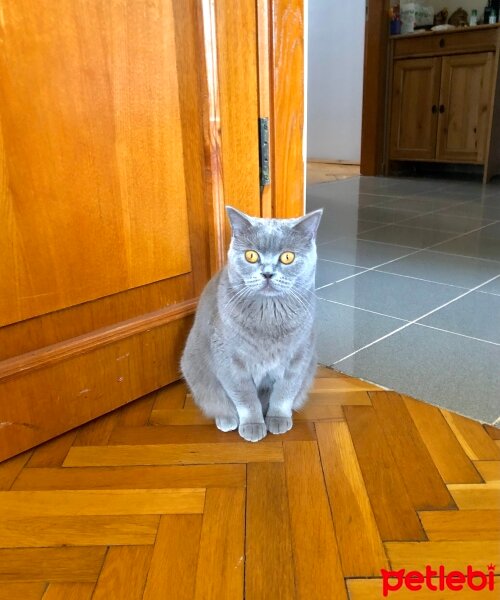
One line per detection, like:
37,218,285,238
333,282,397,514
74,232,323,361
261,272,274,279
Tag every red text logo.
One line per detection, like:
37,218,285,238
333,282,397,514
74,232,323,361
381,565,496,596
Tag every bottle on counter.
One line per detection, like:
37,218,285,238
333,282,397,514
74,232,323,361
470,9,478,25
484,0,493,23
489,9,497,23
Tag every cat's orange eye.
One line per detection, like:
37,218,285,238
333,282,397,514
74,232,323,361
245,250,260,263
279,251,295,265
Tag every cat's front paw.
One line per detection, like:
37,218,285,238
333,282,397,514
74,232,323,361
215,415,239,432
265,416,293,435
239,422,267,442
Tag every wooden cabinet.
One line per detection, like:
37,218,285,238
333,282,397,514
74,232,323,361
437,53,494,163
388,26,500,181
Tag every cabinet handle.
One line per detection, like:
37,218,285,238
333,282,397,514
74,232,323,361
439,38,445,48
432,105,438,114
439,104,445,113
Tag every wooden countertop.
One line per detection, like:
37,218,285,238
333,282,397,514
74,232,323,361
392,22,500,40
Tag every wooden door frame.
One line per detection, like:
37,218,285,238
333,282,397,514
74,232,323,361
360,0,390,176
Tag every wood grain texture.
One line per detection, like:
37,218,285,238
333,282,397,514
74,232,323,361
484,424,500,439
194,488,245,600
63,443,284,467
143,515,202,600
448,482,500,509
0,451,32,490
41,583,94,600
0,489,205,517
12,465,246,491
0,547,106,582
442,410,500,460
271,0,304,217
474,461,500,481
92,546,153,600
404,396,483,484
419,509,500,541
26,432,77,468
283,442,348,600
385,541,500,573
348,578,500,599
246,463,295,599
0,0,191,327
315,421,388,577
0,583,46,600
370,392,455,510
344,405,426,541
0,515,159,548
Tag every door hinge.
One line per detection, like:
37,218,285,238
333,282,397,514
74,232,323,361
259,117,271,187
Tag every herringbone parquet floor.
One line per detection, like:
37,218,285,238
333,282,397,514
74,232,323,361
0,366,499,599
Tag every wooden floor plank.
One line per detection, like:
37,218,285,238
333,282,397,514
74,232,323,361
370,392,455,510
194,488,245,600
385,541,500,573
0,547,106,582
108,423,315,444
0,583,46,600
0,515,159,548
73,412,119,446
283,441,348,600
474,461,500,482
143,515,202,600
116,393,157,427
26,432,77,468
12,464,246,491
149,409,212,426
348,578,500,599
246,463,295,599
0,489,205,516
344,405,426,541
315,421,388,577
312,377,381,392
63,443,284,467
307,390,372,406
448,482,500,509
315,365,342,377
41,583,94,600
484,424,500,440
404,396,483,484
152,381,188,411
0,451,32,490
442,410,500,460
419,509,500,541
92,546,153,600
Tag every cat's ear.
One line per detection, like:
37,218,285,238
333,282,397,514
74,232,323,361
226,206,253,236
292,209,323,239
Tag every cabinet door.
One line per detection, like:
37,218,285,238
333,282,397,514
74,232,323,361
436,52,494,163
390,57,441,160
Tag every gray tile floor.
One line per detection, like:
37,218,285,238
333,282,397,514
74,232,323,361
309,176,500,424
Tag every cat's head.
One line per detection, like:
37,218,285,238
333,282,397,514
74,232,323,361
225,206,323,297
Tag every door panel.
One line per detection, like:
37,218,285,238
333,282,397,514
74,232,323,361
389,57,441,160
436,52,494,163
0,0,191,327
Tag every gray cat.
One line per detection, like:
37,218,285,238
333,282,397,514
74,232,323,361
180,206,322,442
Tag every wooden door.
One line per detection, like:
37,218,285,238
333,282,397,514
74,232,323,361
436,52,495,163
389,57,441,160
0,0,304,461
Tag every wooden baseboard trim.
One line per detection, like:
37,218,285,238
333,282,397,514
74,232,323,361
0,299,197,384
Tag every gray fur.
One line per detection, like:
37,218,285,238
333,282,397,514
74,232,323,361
180,206,322,442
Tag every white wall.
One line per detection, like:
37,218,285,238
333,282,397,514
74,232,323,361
307,0,365,163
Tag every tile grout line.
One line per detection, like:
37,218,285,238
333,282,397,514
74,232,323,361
332,272,500,366
319,220,500,289
415,322,500,348
316,297,410,322
317,296,500,347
